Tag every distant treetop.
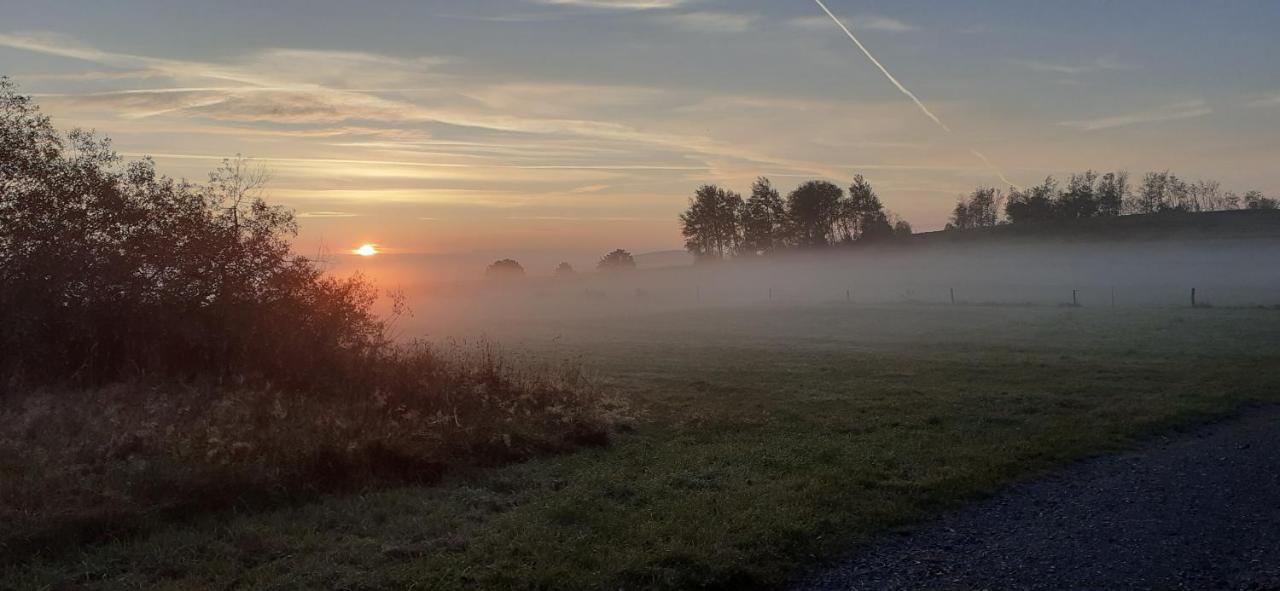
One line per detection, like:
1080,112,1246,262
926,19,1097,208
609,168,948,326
485,258,525,279
597,249,636,272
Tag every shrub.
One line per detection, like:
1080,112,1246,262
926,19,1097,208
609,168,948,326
0,341,626,562
0,78,626,559
0,77,385,388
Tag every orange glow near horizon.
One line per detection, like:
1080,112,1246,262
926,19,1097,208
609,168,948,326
354,244,378,257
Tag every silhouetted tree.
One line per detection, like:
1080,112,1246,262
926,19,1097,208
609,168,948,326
597,249,636,271
680,185,743,261
1095,171,1128,216
1134,171,1180,213
554,262,575,277
786,180,843,248
1005,177,1059,223
891,216,914,238
1245,190,1278,210
840,175,892,242
1189,180,1224,212
949,187,1002,230
1057,171,1099,220
486,259,525,279
951,166,1257,227
1166,175,1193,212
739,177,788,255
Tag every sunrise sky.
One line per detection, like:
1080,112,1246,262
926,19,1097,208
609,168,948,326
3,0,1278,261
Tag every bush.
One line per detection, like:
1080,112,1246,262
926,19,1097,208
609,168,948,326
0,78,626,559
1,77,387,388
0,341,625,562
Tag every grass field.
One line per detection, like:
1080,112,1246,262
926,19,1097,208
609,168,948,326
7,304,1280,590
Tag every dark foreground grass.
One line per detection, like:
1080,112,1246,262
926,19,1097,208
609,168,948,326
0,342,623,567
6,305,1280,590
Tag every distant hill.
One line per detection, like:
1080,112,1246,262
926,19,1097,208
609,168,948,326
913,210,1280,244
633,249,694,269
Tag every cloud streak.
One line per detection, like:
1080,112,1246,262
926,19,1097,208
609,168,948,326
789,14,916,33
1059,100,1212,131
1247,93,1280,108
4,32,836,177
658,12,759,33
531,0,685,10
1011,55,1136,76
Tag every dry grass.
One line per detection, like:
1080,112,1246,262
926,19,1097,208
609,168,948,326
7,306,1280,590
0,341,626,564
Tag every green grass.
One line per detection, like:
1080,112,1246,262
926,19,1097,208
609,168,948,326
7,305,1280,590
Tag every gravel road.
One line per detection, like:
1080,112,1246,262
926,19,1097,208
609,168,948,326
795,410,1280,590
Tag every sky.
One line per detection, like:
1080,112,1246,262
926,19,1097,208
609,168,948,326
2,0,1278,263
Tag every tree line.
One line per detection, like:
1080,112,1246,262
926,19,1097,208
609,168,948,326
679,176,912,261
949,170,1276,230
678,169,1275,257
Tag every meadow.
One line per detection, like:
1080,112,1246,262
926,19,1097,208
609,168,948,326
7,302,1280,590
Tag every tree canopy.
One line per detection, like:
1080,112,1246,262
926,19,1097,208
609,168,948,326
677,174,909,261
486,258,526,279
597,249,637,271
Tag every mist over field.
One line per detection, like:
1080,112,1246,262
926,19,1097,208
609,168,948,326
6,0,1280,586
364,232,1280,340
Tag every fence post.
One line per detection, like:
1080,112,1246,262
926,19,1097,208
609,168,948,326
950,288,956,305
1191,287,1197,308
1072,289,1078,307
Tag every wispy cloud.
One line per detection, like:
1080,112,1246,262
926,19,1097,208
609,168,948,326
1247,92,1280,108
297,211,362,218
531,0,686,9
568,184,611,193
788,15,917,33
1011,55,1136,76
506,215,663,221
658,11,758,33
1059,100,1212,131
438,12,565,23
3,30,834,176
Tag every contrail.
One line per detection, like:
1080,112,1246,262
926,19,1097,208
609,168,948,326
811,0,1023,188
812,0,949,132
970,149,1020,189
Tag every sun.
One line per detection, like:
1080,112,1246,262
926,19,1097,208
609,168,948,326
354,244,378,257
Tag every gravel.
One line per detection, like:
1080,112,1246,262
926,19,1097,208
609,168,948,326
794,410,1280,590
